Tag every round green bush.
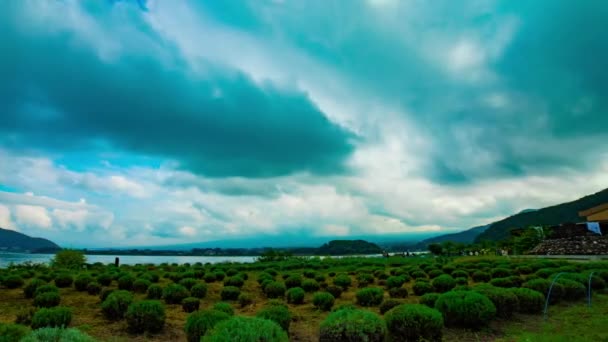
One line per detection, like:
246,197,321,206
319,307,386,342
132,279,152,293
220,286,240,301
238,292,254,307
410,270,427,280
356,287,384,307
491,268,512,279
412,281,434,296
313,292,335,311
223,276,245,288
54,274,73,288
379,299,402,315
147,284,163,299
213,302,234,316
472,271,491,283
325,285,343,298
117,275,135,291
386,276,407,289
451,270,469,279
214,271,226,281
556,278,586,300
202,316,288,342
286,287,305,304
31,307,72,329
3,275,24,289
389,287,408,298
357,273,375,287
256,304,291,331
102,290,134,320
284,275,302,289
99,288,115,302
264,281,287,299
333,274,352,289
185,310,231,342
473,285,519,319
96,273,113,286
427,269,444,279
523,279,564,304
204,273,217,283
20,327,96,342
301,279,320,292
385,304,443,342
434,291,496,328
182,297,200,313
190,283,208,299
163,284,190,304
419,293,440,308
86,282,102,295
432,275,456,293
24,279,46,299
511,288,544,314
34,291,61,308
34,284,58,297
126,300,166,333
179,278,198,290
0,323,30,342
15,307,36,325
74,275,94,291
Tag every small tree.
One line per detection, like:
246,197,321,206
51,250,86,269
428,243,443,256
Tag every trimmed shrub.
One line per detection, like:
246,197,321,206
184,310,230,342
74,275,94,291
556,278,586,300
286,287,305,304
472,271,491,283
357,273,375,287
319,308,386,342
385,304,443,342
163,284,190,304
333,274,352,289
313,292,335,311
491,268,512,279
213,302,234,316
202,316,288,342
54,274,73,288
325,285,343,299
214,271,226,281
419,293,440,308
15,307,36,325
3,275,24,289
285,275,302,289
102,290,134,320
182,297,200,313
96,273,113,286
86,282,102,295
511,288,544,314
473,285,519,319
178,278,198,290
379,299,402,315
356,287,384,307
147,284,163,299
126,300,166,333
117,275,135,291
238,292,253,307
389,287,408,298
31,307,72,329
432,275,456,293
412,281,434,296
132,279,152,293
20,327,95,342
386,276,406,289
517,266,533,275
34,291,61,308
410,270,427,280
34,284,59,297
523,279,564,304
0,323,29,342
434,291,496,328
256,304,291,331
451,270,469,279
427,269,444,279
220,286,240,301
24,279,46,299
301,279,320,292
203,273,217,283
99,288,115,302
264,281,286,299
223,276,245,288
190,283,208,299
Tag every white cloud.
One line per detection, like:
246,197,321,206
14,205,52,229
0,204,16,230
179,226,196,237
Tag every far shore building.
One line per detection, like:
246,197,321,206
579,203,608,222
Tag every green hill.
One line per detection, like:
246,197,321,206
0,227,60,252
316,240,382,255
475,188,608,242
415,225,489,248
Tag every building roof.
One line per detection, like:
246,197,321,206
579,203,608,217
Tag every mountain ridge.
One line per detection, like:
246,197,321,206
0,227,60,252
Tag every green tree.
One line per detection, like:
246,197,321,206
428,243,443,256
51,250,86,269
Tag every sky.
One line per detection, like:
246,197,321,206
1,0,608,248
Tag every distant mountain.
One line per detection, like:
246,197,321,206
0,227,60,252
414,225,490,248
317,240,383,255
476,188,608,242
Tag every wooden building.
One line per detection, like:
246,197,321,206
579,203,608,222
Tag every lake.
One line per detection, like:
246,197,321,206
0,252,258,268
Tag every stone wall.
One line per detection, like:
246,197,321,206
529,235,608,255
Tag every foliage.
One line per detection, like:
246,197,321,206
220,286,240,301
15,307,36,325
202,316,288,342
213,302,234,316
146,284,163,299
117,275,135,291
238,292,254,307
223,276,245,288
74,274,94,292
101,290,134,320
419,293,441,308
256,303,291,331
412,281,434,296
523,278,564,304
386,275,407,289
180,277,199,290
51,250,86,270
31,307,72,329
301,279,320,292
54,273,73,288
284,275,302,289
286,287,305,304
511,288,545,314
96,273,113,287
325,285,343,298
190,283,208,299
182,297,200,313
555,278,586,300
317,240,382,255
313,292,335,311
24,278,46,298
257,249,294,262
0,323,30,342
434,291,496,328
132,279,151,293
34,291,61,308
389,287,409,298
86,282,102,295
319,307,386,342
3,275,24,289
184,310,230,342
163,284,190,304
473,285,519,319
20,327,96,342
333,274,352,289
379,298,402,315
355,287,384,306
125,300,166,333
384,304,443,342
264,281,286,299
432,274,456,293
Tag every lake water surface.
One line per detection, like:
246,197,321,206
0,253,257,268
